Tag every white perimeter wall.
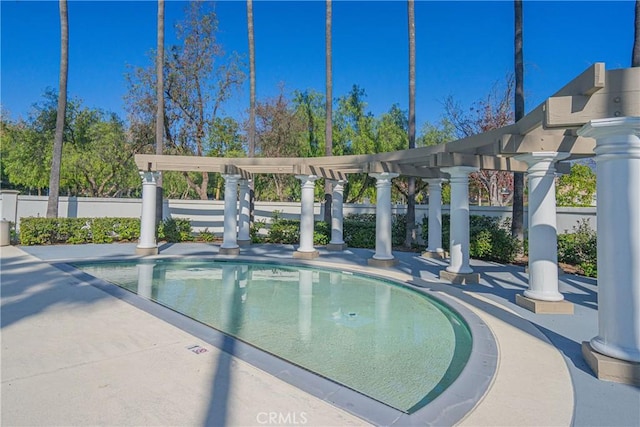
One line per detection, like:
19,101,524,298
2,194,595,236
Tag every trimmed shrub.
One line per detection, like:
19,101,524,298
343,213,407,249
421,214,520,263
158,218,193,243
266,217,330,246
557,219,597,277
18,217,193,245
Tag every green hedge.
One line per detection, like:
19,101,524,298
557,219,597,277
343,213,406,248
421,214,521,264
18,217,193,245
265,217,330,245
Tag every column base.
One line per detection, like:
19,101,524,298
439,270,480,284
582,341,640,386
293,250,319,259
326,242,347,251
421,250,447,260
136,246,158,256
219,247,240,256
237,239,251,247
515,294,574,314
368,257,398,268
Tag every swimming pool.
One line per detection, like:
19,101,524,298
75,259,472,414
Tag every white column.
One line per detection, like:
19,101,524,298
369,173,399,263
426,178,447,254
516,152,569,301
295,175,319,257
238,179,251,245
220,174,241,254
578,117,640,363
328,179,346,250
137,171,160,255
442,167,477,274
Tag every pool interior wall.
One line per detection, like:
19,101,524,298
58,256,498,426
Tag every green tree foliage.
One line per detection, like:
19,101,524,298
556,163,596,207
293,89,326,157
253,88,307,201
1,92,141,197
125,1,245,200
444,77,515,206
417,119,455,147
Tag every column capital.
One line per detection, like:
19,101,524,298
424,178,448,186
577,117,640,139
295,174,319,183
369,172,399,182
441,166,478,177
239,178,252,187
328,179,348,186
139,171,160,183
515,152,570,167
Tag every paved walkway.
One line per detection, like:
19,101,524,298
1,243,638,426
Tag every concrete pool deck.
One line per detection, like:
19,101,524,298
1,243,639,426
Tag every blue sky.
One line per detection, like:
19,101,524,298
1,1,636,131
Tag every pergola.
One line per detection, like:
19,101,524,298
134,63,640,383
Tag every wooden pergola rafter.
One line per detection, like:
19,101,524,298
136,64,639,180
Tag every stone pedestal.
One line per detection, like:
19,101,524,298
515,294,574,314
582,342,640,386
439,270,480,285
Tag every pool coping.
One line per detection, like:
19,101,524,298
54,253,498,426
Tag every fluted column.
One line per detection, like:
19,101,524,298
368,173,399,267
327,179,347,251
516,152,569,305
294,175,319,258
238,179,251,246
422,178,447,259
439,166,479,284
578,117,640,366
136,171,160,255
220,174,241,255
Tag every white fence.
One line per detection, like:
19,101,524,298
0,192,596,236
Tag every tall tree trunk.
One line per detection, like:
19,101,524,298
633,0,640,66
324,0,333,224
46,0,68,218
405,0,417,247
155,0,165,226
248,0,256,158
511,0,525,240
247,0,256,222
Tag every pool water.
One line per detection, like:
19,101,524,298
76,259,471,413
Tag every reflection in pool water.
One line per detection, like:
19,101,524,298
76,259,472,413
